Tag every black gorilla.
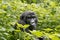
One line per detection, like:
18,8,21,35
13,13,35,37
14,11,38,32
13,11,44,40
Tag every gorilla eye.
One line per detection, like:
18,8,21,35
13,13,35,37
27,16,31,19
27,17,31,19
32,16,36,18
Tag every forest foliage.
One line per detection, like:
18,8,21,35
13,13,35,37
0,0,60,40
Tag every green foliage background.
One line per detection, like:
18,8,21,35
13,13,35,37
0,0,60,40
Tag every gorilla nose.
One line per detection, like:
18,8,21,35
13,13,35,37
30,19,36,26
31,22,35,24
31,21,35,25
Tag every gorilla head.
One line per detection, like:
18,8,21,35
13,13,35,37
20,11,38,30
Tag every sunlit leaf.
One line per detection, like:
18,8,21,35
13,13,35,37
30,30,44,37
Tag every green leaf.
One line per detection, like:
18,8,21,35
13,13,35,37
30,30,44,37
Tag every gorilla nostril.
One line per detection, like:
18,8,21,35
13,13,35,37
31,22,34,23
31,23,36,26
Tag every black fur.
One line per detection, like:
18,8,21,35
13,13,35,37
14,11,38,32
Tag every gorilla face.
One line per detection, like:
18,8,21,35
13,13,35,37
25,13,37,27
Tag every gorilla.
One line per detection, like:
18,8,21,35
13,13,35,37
13,11,44,40
14,11,38,33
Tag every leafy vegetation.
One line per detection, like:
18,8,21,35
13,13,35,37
0,0,60,40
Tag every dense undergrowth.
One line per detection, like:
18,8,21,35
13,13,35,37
0,0,60,40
